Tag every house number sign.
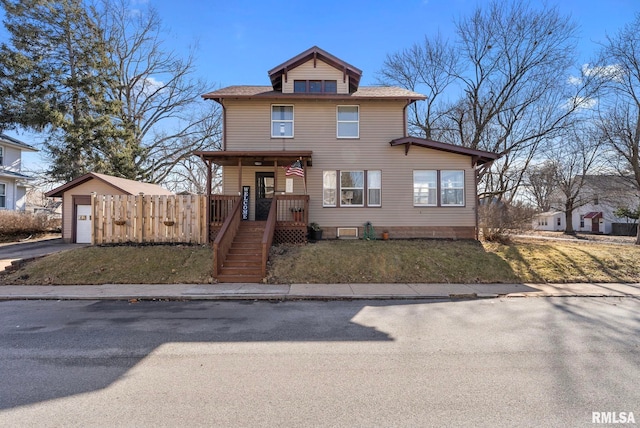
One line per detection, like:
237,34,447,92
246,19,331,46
242,186,250,220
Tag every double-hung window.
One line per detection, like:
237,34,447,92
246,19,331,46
271,105,293,138
413,171,437,206
0,146,3,166
440,170,465,206
0,183,5,208
367,171,381,206
337,106,359,138
414,170,465,207
323,170,381,207
341,171,364,206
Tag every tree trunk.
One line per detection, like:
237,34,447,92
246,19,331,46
564,201,575,234
636,224,640,245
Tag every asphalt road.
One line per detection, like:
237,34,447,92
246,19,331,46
0,297,638,427
0,236,87,272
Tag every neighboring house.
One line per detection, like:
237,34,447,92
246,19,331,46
45,172,173,243
195,47,499,281
532,211,565,231
572,175,639,235
534,175,639,235
0,133,38,211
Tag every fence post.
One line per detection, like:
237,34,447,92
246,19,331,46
136,193,144,243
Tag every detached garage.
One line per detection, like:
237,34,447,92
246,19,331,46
45,172,173,243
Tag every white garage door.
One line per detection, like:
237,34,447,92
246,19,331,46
76,205,92,244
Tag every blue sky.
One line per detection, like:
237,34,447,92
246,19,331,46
3,0,640,168
151,0,639,88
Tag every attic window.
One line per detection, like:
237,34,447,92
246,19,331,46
294,80,337,93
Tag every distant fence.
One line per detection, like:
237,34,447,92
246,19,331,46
92,194,207,244
611,222,638,236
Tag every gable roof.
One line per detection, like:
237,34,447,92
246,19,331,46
0,169,34,181
45,172,174,198
390,137,500,166
268,46,362,92
202,85,426,102
0,133,38,152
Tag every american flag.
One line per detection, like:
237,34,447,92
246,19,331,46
285,160,304,177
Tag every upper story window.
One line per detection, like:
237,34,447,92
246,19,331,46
294,80,337,93
414,170,465,207
0,146,3,166
337,105,359,138
271,105,294,138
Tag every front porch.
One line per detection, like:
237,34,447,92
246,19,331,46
206,194,309,282
209,194,310,245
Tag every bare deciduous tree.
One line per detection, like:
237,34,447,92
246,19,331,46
378,1,601,204
596,12,640,243
547,125,603,234
98,0,220,184
524,161,558,212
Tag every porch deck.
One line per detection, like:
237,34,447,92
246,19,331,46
209,194,309,244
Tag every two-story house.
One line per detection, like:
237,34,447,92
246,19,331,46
196,47,499,282
0,133,38,211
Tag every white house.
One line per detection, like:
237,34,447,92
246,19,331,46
0,133,38,211
532,211,565,231
533,175,639,235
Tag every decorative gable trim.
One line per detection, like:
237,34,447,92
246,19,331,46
268,46,362,93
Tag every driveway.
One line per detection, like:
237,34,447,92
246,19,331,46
0,236,88,272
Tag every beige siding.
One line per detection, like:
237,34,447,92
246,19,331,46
282,59,348,94
222,98,479,231
61,180,128,241
223,165,307,221
224,99,406,150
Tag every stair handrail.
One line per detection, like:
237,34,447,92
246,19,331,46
213,197,242,277
261,197,278,278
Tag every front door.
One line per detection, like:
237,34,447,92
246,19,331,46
255,172,274,221
76,205,92,243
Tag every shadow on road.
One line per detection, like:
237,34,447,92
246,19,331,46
0,299,445,410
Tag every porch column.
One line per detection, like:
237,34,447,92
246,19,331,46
237,158,242,195
206,159,212,242
274,160,278,193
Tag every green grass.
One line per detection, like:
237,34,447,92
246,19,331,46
1,238,639,285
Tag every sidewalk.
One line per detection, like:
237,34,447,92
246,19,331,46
0,282,638,301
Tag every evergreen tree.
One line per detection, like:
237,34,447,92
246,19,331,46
0,0,128,182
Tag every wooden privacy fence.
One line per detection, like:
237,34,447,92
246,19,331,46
92,194,207,244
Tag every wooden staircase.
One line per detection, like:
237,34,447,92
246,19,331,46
216,221,266,283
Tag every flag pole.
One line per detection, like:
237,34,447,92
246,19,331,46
302,157,307,195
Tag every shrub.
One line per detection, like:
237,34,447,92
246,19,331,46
479,200,536,243
0,211,60,240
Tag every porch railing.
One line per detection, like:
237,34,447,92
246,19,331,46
210,195,240,225
212,197,242,277
276,194,309,225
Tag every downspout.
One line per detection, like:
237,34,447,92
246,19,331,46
402,98,419,137
403,100,410,137
220,99,227,151
475,160,480,240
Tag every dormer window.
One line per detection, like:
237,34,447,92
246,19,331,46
294,80,337,94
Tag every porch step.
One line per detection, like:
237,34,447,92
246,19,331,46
216,221,268,283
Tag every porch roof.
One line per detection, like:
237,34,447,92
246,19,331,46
584,211,603,219
389,137,500,166
194,150,313,167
